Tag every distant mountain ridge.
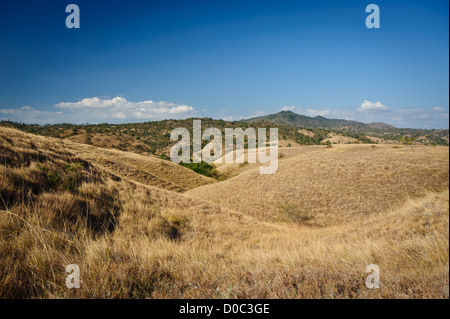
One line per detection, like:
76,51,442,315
1,110,449,149
242,110,396,130
242,110,449,145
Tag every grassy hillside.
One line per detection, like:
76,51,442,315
61,139,215,192
0,127,448,298
0,127,267,297
187,144,449,225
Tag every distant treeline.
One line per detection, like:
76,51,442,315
1,118,447,159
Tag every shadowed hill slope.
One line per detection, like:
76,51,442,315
61,140,216,192
0,126,214,192
0,127,448,298
0,126,273,297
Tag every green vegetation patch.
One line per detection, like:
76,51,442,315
179,161,218,178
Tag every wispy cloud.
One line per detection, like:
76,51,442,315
213,109,244,122
304,109,332,117
248,110,269,118
280,105,296,111
0,97,196,124
357,100,390,112
0,105,65,124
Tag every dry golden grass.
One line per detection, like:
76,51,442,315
188,144,449,225
0,127,448,298
65,129,150,153
62,140,215,192
0,126,213,192
213,145,324,179
321,133,359,144
298,129,315,137
366,136,398,144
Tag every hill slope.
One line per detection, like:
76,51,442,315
0,126,275,298
1,127,448,298
62,140,215,192
187,144,449,225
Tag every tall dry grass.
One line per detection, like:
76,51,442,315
0,127,448,298
188,144,449,225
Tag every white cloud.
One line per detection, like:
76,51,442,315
305,108,331,117
213,109,244,122
358,100,390,112
0,105,65,123
0,97,196,124
280,105,296,111
248,110,269,118
220,115,237,121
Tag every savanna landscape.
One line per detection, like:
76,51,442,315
0,116,448,299
1,0,448,303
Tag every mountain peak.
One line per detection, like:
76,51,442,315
242,110,394,132
278,110,296,114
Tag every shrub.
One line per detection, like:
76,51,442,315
37,162,85,192
85,128,92,145
179,161,218,178
400,136,415,145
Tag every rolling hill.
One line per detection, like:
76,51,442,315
0,126,449,298
187,143,449,225
0,126,278,298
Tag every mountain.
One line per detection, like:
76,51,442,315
243,110,395,130
242,110,449,144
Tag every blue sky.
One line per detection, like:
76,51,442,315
0,0,448,128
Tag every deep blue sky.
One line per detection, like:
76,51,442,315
0,0,448,128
